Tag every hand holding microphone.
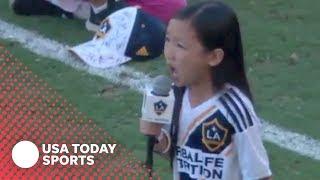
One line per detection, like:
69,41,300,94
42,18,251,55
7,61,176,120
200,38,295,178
140,75,174,136
140,75,174,171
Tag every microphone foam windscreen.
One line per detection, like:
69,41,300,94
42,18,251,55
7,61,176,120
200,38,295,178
152,75,172,96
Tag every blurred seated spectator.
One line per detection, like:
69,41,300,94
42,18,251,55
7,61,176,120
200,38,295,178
10,0,187,32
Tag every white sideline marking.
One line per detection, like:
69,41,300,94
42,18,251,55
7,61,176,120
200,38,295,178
1,19,320,161
263,121,320,160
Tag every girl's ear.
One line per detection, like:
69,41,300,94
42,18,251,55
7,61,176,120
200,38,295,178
208,48,224,67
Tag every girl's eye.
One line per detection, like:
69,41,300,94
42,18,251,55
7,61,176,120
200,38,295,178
177,42,187,49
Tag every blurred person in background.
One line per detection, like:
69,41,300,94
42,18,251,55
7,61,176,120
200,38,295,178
10,0,187,32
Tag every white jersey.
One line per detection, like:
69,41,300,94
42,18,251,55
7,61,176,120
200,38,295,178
173,85,272,180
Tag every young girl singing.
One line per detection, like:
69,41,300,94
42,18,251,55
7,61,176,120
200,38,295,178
141,1,273,179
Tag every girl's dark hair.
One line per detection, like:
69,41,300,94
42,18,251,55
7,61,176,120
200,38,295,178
175,0,252,101
170,0,253,166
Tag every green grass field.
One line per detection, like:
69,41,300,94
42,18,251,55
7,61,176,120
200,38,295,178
1,0,320,179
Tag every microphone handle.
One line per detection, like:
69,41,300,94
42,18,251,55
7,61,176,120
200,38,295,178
145,135,157,175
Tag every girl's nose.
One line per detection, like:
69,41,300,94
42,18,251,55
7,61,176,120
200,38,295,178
164,45,175,64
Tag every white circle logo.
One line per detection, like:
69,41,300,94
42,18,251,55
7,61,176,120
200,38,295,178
12,141,39,168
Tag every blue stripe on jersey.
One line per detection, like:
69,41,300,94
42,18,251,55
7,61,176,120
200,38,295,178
180,172,197,180
229,88,254,127
219,97,243,132
224,93,248,129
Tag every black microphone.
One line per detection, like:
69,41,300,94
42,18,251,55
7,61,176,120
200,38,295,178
141,75,172,174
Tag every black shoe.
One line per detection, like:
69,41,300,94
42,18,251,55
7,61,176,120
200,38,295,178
85,0,127,32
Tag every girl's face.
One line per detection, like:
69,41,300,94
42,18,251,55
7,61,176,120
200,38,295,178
164,19,218,87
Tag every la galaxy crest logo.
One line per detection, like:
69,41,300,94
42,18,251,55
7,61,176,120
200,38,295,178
202,118,228,152
96,18,112,39
153,100,167,115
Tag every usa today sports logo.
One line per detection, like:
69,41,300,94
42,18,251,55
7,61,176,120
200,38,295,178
12,141,117,168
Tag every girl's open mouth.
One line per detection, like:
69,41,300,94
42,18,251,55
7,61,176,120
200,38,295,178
169,66,177,77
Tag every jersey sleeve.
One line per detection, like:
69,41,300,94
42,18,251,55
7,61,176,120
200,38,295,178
219,87,272,179
234,122,272,179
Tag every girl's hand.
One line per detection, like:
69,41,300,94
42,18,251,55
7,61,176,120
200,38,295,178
139,118,163,136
